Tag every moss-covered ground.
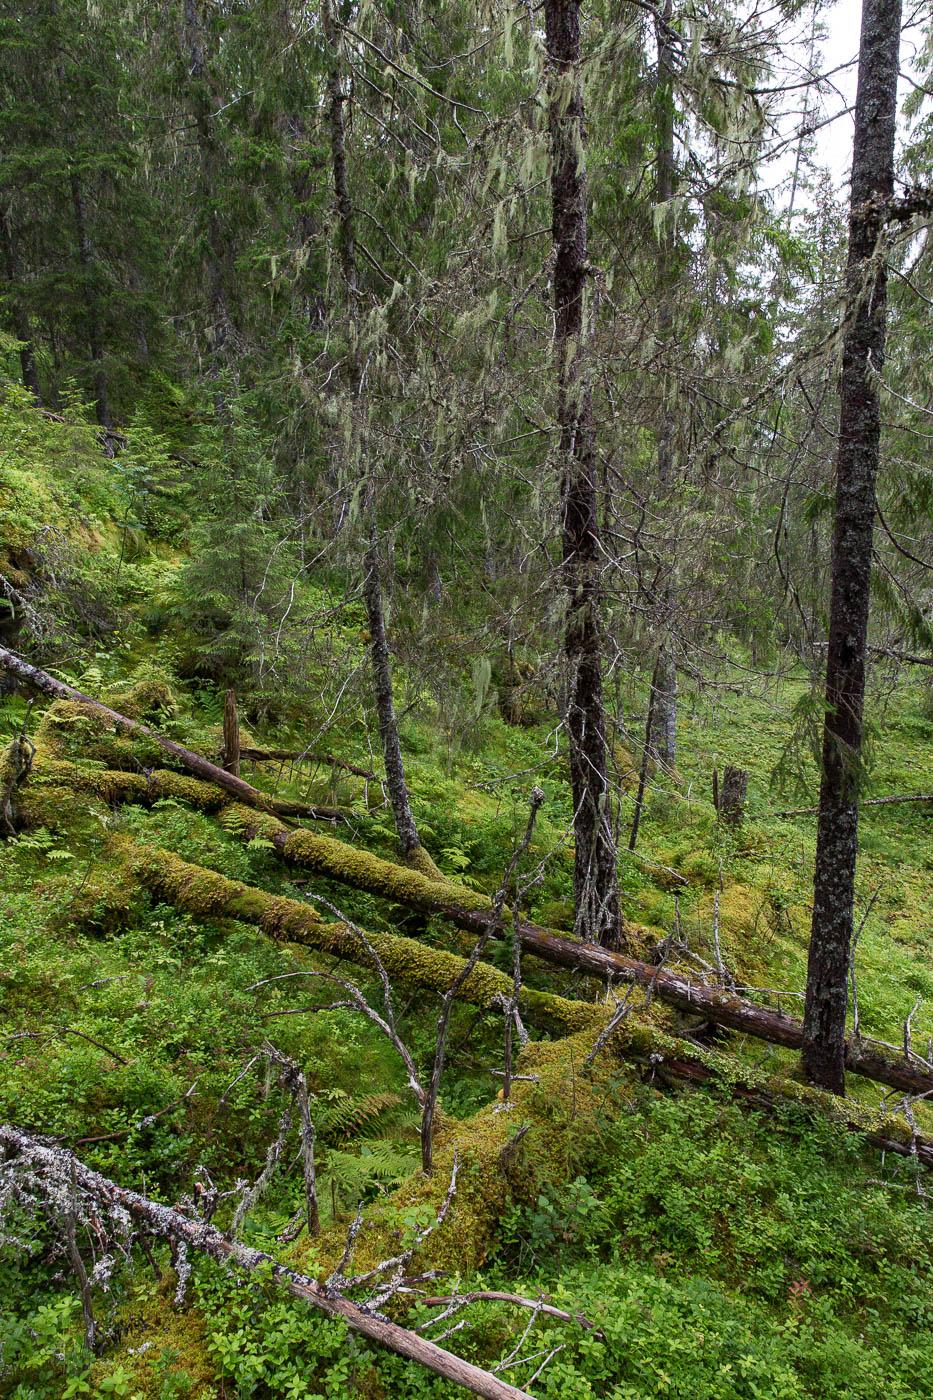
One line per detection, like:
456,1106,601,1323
0,391,930,1398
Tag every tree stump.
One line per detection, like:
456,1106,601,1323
222,688,240,777
715,766,748,826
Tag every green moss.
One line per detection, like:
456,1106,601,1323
93,1278,219,1398
293,1030,626,1279
127,839,604,1041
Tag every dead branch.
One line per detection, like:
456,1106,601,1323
0,1126,531,1400
128,831,933,1099
777,793,932,817
0,700,35,834
414,1290,603,1339
421,789,544,1169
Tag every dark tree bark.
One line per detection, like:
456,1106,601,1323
802,0,902,1094
0,208,42,400
717,767,748,827
653,0,676,493
321,6,435,874
67,168,109,429
546,0,622,949
222,688,240,776
322,0,357,295
647,644,677,769
362,519,426,865
183,0,233,376
648,3,678,767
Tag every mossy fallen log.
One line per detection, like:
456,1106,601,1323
296,1031,627,1279
126,840,604,1040
123,840,931,1175
0,1126,532,1400
30,754,933,1100
297,1027,933,1286
0,647,348,822
217,807,933,1100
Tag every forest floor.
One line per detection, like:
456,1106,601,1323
1,397,931,1399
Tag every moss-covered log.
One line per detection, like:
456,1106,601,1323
297,1031,627,1278
218,808,933,1099
125,841,931,1177
297,1025,932,1286
0,647,347,821
29,754,933,1100
126,840,604,1040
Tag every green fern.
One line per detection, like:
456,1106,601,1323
318,1138,420,1220
315,1089,418,1142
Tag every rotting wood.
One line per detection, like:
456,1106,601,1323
120,840,933,1168
222,689,240,777
21,756,933,1098
217,806,933,1098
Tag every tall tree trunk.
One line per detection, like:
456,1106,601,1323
801,0,901,1094
0,208,42,401
50,5,108,425
362,517,427,866
647,643,677,769
68,169,110,429
649,2,678,768
322,2,436,875
546,0,622,948
322,0,357,296
183,0,233,382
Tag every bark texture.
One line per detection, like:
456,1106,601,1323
363,523,430,866
717,767,748,827
184,0,233,374
546,0,622,949
321,4,434,875
803,0,901,1094
0,207,42,399
222,688,240,776
68,168,109,428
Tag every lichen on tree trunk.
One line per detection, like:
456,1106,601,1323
802,0,902,1095
546,0,623,951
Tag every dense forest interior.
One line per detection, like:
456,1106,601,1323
1,0,932,1395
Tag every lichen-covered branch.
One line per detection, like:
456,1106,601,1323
0,1125,531,1400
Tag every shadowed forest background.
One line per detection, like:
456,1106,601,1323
0,0,931,1396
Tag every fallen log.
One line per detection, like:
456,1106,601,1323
31,758,348,824
0,646,347,822
240,747,377,781
126,840,604,1041
777,793,933,818
639,1036,933,1169
0,1126,531,1400
123,840,932,1174
222,807,933,1099
25,759,933,1098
